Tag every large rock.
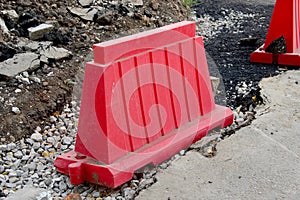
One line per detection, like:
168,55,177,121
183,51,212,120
67,7,98,21
28,24,54,40
0,52,40,78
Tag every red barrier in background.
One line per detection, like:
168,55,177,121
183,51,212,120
251,0,300,66
54,21,233,188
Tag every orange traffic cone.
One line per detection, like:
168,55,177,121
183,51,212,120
251,0,300,66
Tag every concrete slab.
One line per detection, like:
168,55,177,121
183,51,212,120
137,71,300,200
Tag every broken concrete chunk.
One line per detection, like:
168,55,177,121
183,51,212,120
0,52,40,78
28,23,54,40
78,0,94,7
122,0,144,6
40,46,72,61
67,7,98,21
17,38,52,52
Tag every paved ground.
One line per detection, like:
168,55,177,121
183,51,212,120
137,70,300,200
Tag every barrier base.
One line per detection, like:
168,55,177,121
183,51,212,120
54,105,233,188
251,45,300,66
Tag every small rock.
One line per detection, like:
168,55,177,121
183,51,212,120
30,77,41,83
28,24,54,40
0,144,7,151
67,7,98,21
13,151,23,159
47,137,56,145
8,177,19,183
59,127,67,134
38,182,47,189
139,178,155,189
65,193,82,200
122,0,143,6
0,166,4,173
44,178,52,186
40,46,72,61
49,116,57,123
14,89,22,93
21,77,30,84
31,133,43,142
150,0,159,10
122,187,135,200
78,0,94,7
11,107,21,114
94,13,113,25
32,142,41,150
27,162,37,171
22,71,29,77
62,137,72,145
59,181,67,191
7,143,16,151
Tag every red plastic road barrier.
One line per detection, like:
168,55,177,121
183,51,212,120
251,0,300,66
54,21,234,188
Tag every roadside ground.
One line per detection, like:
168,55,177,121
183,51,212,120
137,70,300,199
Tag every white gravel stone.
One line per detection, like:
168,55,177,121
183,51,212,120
14,89,22,93
31,133,43,142
13,151,23,159
30,77,41,83
7,143,16,151
62,137,72,145
49,116,57,123
0,144,7,151
11,107,21,114
58,127,67,134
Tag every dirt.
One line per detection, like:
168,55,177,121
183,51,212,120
195,0,282,110
0,0,190,143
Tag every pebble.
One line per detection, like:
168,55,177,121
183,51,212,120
14,89,22,93
13,151,23,159
21,78,30,84
27,162,37,171
62,137,72,145
31,133,43,142
59,181,67,191
7,143,16,151
0,144,7,151
11,107,21,114
0,166,5,173
30,77,41,83
122,188,135,200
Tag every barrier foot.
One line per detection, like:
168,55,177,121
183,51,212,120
251,44,300,66
54,106,233,188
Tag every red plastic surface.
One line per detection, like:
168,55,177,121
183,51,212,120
54,21,234,188
250,0,300,66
